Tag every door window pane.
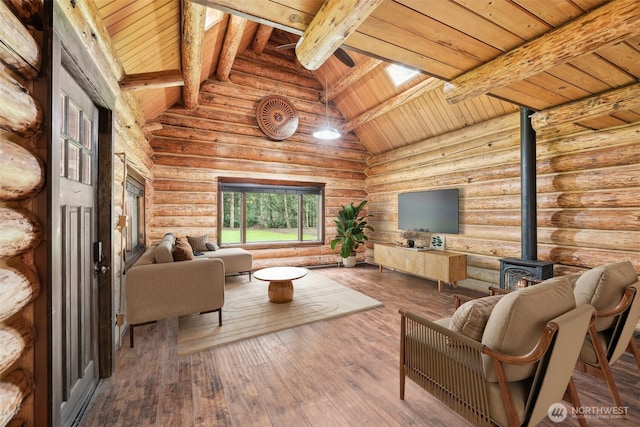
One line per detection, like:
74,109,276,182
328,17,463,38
81,151,91,185
68,101,80,141
60,92,93,184
67,144,79,181
60,137,66,177
81,115,92,149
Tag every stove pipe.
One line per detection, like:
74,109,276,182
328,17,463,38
520,107,537,260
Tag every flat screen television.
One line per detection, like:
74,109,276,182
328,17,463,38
398,188,459,234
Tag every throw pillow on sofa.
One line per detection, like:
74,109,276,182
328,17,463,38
205,242,219,251
173,238,195,261
187,235,209,252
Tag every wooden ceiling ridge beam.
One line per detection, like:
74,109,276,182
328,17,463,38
296,0,384,70
321,57,382,103
216,14,247,81
181,0,206,109
119,70,184,91
443,0,640,104
531,82,640,130
342,77,443,132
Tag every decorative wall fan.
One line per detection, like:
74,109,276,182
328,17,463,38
256,95,299,140
276,38,355,68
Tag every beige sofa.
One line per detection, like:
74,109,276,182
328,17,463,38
125,233,252,347
147,233,253,279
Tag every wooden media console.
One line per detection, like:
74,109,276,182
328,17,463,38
374,243,467,291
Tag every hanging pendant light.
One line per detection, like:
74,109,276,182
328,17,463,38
313,73,340,140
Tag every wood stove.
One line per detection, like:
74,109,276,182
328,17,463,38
500,258,554,290
499,107,554,289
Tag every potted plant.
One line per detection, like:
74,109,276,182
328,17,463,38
330,200,374,268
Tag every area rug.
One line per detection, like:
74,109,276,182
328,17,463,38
176,269,383,355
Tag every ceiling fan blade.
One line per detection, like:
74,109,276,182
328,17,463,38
334,47,355,67
276,40,354,67
276,43,297,50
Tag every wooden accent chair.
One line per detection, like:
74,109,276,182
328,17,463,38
570,261,640,408
400,275,594,427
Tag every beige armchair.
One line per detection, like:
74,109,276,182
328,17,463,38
400,276,595,427
571,261,640,407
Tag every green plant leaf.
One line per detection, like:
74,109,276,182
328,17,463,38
331,200,375,259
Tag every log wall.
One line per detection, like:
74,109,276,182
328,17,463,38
0,0,43,424
366,114,640,292
149,48,370,269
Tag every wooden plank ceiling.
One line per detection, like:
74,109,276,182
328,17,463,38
94,0,640,155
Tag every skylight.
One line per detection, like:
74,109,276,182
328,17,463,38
205,9,223,30
386,64,419,86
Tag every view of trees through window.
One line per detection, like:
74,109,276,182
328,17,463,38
125,176,145,255
220,183,323,245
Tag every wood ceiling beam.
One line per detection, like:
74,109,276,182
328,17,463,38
531,82,640,130
119,70,184,91
251,24,273,54
296,0,383,70
342,77,442,132
443,0,640,104
181,0,206,109
216,14,247,81
190,0,308,35
321,57,382,103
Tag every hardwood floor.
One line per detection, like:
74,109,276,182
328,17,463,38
79,264,640,426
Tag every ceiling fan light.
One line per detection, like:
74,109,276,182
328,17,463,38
313,127,340,140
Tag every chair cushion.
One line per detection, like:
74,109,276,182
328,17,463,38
579,329,612,365
154,240,174,263
202,248,252,273
482,275,576,382
487,378,530,427
135,247,157,266
187,235,209,252
449,294,504,341
173,238,195,261
573,261,638,331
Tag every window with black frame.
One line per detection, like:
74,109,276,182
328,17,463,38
218,180,324,246
125,174,145,259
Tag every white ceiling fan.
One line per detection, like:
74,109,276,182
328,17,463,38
275,0,383,70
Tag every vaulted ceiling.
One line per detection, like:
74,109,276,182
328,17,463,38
95,0,640,155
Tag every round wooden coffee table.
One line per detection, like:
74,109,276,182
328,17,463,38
253,266,308,303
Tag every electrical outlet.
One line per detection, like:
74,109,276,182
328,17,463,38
116,313,124,326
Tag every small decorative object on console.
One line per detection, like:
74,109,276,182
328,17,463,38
400,230,421,248
430,234,445,250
